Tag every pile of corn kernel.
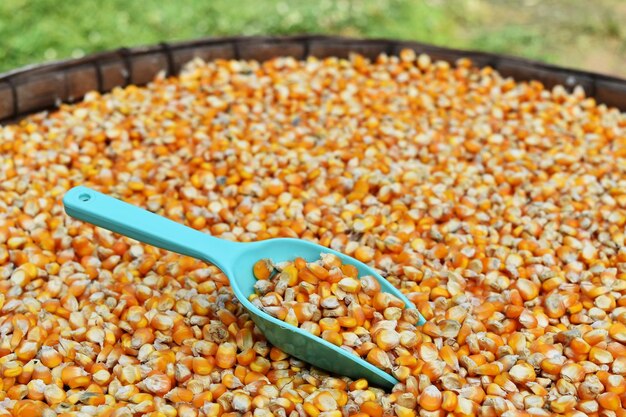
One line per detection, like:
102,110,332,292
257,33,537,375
251,254,428,377
0,49,625,417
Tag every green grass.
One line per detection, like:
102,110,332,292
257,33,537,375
1,0,626,77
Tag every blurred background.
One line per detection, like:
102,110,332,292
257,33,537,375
1,0,624,77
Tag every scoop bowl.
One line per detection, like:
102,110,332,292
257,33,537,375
63,186,425,389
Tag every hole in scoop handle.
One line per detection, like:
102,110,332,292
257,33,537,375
63,186,240,270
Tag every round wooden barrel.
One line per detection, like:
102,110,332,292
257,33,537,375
1,35,625,124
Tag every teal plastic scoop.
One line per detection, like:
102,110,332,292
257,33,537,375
63,185,425,389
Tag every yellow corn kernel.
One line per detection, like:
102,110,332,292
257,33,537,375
253,259,274,280
374,329,400,351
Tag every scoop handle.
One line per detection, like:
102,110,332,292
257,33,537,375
63,186,241,270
